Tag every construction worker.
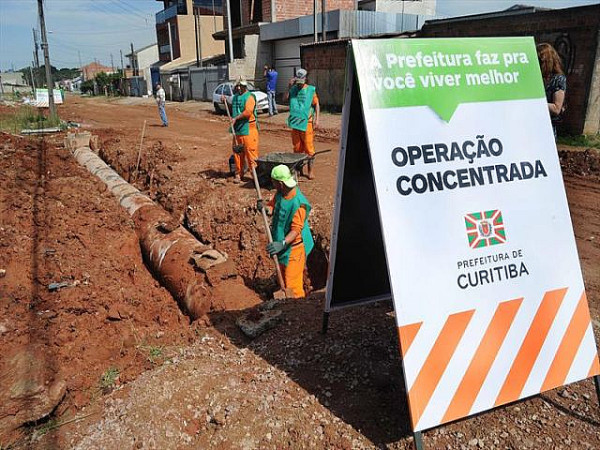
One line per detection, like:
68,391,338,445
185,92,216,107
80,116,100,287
285,68,320,180
258,164,314,298
226,77,259,183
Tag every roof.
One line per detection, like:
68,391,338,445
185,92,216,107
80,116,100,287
159,57,198,73
424,3,552,25
125,43,158,58
213,23,261,40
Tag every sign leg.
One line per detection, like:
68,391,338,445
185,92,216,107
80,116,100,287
413,431,424,450
321,311,330,334
594,375,600,406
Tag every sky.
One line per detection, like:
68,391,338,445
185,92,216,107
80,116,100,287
0,0,599,72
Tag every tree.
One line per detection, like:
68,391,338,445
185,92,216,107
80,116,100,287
94,71,123,96
81,80,94,94
19,65,81,88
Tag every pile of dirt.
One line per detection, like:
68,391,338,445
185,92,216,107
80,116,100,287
95,130,331,298
0,133,195,446
181,177,329,297
559,148,600,181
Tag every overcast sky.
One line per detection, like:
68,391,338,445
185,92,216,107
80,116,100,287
0,0,598,71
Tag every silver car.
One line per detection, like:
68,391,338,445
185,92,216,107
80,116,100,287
212,81,269,114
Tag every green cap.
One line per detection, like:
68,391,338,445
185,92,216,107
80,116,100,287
271,164,296,188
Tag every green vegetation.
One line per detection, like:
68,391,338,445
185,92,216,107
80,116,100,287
19,65,80,88
147,346,164,364
99,367,120,390
557,134,600,150
0,105,61,133
34,418,59,437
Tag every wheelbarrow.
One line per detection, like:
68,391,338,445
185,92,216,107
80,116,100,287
256,150,331,187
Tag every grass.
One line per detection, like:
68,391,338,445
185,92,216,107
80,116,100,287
0,104,62,134
147,345,164,364
99,367,120,390
557,134,600,149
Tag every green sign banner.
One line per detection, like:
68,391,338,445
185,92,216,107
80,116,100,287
353,37,545,121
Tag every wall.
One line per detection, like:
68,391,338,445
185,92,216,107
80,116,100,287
275,0,356,22
177,13,225,62
229,34,263,81
137,45,159,95
420,4,600,135
300,39,348,111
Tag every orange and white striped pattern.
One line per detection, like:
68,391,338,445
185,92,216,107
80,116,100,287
398,287,599,431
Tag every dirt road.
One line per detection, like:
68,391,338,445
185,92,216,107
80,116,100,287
1,96,599,449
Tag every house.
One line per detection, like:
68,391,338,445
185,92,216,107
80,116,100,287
81,62,115,81
0,71,30,95
213,0,435,88
155,0,225,64
126,43,159,96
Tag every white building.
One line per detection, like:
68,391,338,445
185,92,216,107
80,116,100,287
126,43,160,95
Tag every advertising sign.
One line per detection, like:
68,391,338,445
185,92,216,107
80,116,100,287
326,38,599,432
35,88,63,106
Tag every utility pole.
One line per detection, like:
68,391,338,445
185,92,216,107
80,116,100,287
38,0,56,120
130,43,137,75
194,6,200,67
197,8,203,67
78,50,83,81
110,53,115,72
120,49,124,78
30,64,36,93
32,28,40,68
313,0,318,42
225,0,233,63
321,0,327,42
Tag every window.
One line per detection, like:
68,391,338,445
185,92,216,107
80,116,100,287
223,84,232,96
216,85,224,95
233,37,244,59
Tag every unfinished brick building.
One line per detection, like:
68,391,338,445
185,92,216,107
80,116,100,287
419,4,600,135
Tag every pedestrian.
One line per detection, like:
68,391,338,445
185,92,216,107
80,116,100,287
537,43,566,138
258,164,314,299
285,68,320,180
225,76,259,183
264,65,278,116
155,83,168,127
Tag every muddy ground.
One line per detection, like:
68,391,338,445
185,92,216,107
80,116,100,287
0,96,599,449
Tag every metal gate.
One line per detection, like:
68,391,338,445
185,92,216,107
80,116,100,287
189,65,229,101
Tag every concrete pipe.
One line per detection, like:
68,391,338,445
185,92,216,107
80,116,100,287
69,141,260,320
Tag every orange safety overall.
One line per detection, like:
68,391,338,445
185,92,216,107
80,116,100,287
291,88,318,157
269,192,307,298
233,95,259,177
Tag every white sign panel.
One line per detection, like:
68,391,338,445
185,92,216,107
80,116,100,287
330,37,599,432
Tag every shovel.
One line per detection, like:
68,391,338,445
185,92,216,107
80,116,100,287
250,165,288,300
223,98,244,154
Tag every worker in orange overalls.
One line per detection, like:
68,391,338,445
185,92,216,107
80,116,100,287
227,77,259,183
258,164,314,298
285,68,320,180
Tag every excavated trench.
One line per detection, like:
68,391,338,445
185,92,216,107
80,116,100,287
95,134,330,301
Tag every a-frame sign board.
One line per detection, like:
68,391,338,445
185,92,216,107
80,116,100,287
325,38,600,444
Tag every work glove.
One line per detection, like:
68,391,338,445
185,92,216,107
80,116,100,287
256,199,264,212
267,241,286,256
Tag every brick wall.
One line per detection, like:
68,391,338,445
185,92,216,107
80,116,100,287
301,40,350,110
276,0,356,22
420,4,600,135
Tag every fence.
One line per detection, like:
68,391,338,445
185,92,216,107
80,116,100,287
159,65,228,103
124,76,147,97
189,65,228,102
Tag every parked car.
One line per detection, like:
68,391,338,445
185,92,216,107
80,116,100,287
212,81,269,114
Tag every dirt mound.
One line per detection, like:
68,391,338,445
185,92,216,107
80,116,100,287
0,133,195,447
95,130,330,298
559,148,600,181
